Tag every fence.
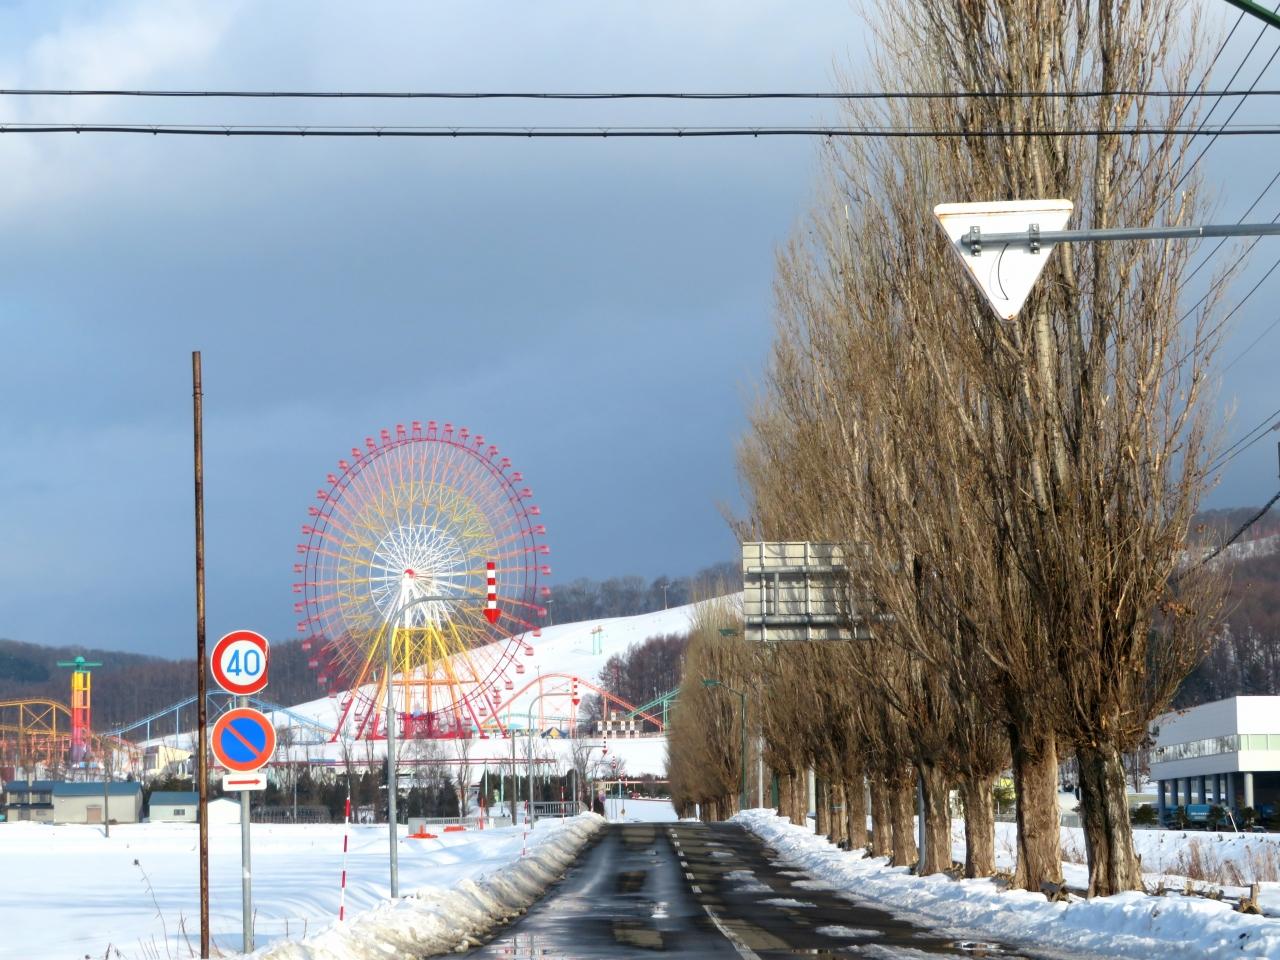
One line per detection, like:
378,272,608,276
252,805,331,824
531,801,588,819
993,809,1081,829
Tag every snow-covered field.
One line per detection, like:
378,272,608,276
740,809,1280,959
0,814,602,960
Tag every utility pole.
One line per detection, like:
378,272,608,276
192,351,209,960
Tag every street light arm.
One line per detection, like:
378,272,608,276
1223,0,1280,30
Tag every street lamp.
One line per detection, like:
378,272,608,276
382,590,452,899
702,678,747,812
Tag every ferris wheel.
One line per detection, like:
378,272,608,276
295,421,549,739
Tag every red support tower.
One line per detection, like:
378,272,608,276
55,656,102,766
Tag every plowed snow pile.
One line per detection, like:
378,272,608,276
738,809,1280,959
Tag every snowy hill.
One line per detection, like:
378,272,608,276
256,602,706,778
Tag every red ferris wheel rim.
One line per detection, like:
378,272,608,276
292,420,550,734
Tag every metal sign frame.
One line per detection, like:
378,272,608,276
742,541,869,643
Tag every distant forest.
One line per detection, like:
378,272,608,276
545,561,739,625
0,560,739,731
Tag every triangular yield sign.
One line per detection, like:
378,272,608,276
933,199,1073,320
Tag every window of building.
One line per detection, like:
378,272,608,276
173,808,186,816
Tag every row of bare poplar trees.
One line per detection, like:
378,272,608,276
668,0,1232,898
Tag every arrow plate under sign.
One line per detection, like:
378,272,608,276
221,772,267,792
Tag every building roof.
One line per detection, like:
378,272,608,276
52,782,143,798
149,791,199,805
4,780,56,793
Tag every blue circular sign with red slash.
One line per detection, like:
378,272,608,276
211,707,277,773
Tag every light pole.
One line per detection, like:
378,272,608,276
702,678,747,812
524,691,557,826
383,590,452,899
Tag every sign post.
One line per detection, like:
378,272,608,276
210,630,271,956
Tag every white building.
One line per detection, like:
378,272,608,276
207,797,241,824
1151,695,1280,819
2,780,142,824
148,790,198,822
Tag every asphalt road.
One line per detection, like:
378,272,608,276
462,820,1047,959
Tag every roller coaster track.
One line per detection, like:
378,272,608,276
107,693,335,744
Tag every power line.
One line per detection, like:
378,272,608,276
1209,406,1280,472
1190,490,1280,573
3,88,1280,101
6,122,1280,138
1170,15,1280,197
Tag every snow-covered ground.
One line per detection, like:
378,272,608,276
740,809,1280,959
0,814,602,960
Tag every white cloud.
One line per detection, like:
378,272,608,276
0,1,241,215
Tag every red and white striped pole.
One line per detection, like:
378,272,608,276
484,561,499,624
338,793,351,921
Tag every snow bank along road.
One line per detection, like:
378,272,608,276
740,809,1280,960
462,820,1046,959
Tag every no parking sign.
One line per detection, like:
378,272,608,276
211,707,276,773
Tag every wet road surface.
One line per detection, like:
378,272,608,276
462,821,1051,959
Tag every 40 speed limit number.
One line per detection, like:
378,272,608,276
210,629,270,696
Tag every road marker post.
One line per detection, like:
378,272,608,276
338,794,351,921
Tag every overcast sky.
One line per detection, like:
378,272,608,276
0,1,1277,659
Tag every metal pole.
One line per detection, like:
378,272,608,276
381,591,449,899
510,725,518,825
964,220,1280,252
192,351,210,960
239,693,253,954
524,693,553,826
385,617,399,899
1222,0,1280,30
916,775,925,872
757,735,765,809
738,690,747,812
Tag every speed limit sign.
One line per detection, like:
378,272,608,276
211,630,270,696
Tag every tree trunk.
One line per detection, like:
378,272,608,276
815,776,830,839
1076,741,1144,896
844,772,867,850
830,780,848,848
777,769,793,821
1009,719,1062,892
960,774,997,878
917,762,952,875
869,775,892,857
888,772,918,867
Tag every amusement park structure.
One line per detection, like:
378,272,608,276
56,655,101,764
0,697,140,782
295,421,550,742
481,672,665,737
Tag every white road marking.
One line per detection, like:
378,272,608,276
691,884,702,893
680,859,688,868
685,871,695,880
703,903,764,960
